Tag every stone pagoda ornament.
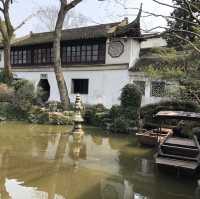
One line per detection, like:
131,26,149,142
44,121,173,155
72,94,84,139
72,94,85,168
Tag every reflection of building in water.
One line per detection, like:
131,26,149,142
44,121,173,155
44,134,62,160
0,150,12,199
136,158,154,177
0,122,197,199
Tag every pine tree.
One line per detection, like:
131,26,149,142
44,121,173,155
166,0,200,50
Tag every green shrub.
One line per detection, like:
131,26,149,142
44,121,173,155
121,84,142,109
12,79,35,113
28,107,49,124
0,70,6,83
140,100,200,129
45,101,64,112
83,104,109,126
93,104,107,112
110,117,133,133
109,105,122,120
63,111,74,117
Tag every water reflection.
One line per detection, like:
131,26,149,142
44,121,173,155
0,122,198,199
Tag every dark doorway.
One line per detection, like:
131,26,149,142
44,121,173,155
37,79,50,103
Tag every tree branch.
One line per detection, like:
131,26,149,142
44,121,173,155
183,0,200,25
189,1,200,13
63,0,83,12
152,0,189,13
173,33,200,54
14,12,38,31
0,17,7,40
152,0,200,25
126,7,197,26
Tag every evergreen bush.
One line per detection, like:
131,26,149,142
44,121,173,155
84,104,109,126
121,84,142,109
109,84,142,133
140,100,200,129
12,79,35,113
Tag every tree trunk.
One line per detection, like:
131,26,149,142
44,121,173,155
3,42,13,84
53,5,70,111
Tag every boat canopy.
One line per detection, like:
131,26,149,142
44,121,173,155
155,111,200,121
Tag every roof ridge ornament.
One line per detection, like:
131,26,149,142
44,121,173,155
108,3,142,38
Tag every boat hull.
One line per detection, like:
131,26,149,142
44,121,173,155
136,128,173,147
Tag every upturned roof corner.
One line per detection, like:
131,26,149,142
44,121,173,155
108,3,142,39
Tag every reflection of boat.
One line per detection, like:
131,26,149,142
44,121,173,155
136,128,173,147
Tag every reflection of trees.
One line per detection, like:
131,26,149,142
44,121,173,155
154,173,196,199
118,150,137,179
117,147,156,199
118,146,197,199
0,124,198,199
45,134,68,199
108,136,127,150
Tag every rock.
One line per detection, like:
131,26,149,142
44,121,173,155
28,106,74,125
49,112,73,125
0,116,6,121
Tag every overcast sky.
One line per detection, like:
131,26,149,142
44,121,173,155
10,0,173,37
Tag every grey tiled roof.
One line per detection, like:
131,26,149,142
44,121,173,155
12,22,120,47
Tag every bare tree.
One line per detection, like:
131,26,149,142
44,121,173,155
0,0,36,83
53,0,83,110
36,5,90,32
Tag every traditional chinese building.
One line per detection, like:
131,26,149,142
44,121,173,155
0,8,166,108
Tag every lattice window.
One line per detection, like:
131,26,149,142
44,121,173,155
133,81,145,95
151,81,166,97
181,87,200,104
11,49,32,65
62,42,105,64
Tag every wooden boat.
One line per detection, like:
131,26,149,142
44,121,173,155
155,135,200,171
136,128,173,147
154,111,200,172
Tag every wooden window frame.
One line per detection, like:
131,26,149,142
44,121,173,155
71,79,89,95
11,39,106,67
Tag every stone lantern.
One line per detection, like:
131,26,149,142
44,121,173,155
72,94,84,140
72,94,84,168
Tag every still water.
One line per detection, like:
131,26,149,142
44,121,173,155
0,121,199,199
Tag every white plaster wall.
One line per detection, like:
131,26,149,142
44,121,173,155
141,37,167,49
0,50,4,68
13,71,60,102
129,72,167,106
129,39,140,68
14,68,129,108
105,38,140,68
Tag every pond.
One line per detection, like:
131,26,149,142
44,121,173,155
0,121,199,199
